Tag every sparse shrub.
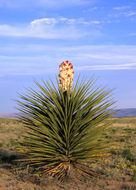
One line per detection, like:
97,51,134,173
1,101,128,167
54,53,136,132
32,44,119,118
110,149,117,155
122,148,135,162
111,129,116,134
17,61,114,180
9,138,18,146
131,169,136,182
131,176,136,182
120,138,125,142
105,135,112,139
0,143,3,147
133,169,136,175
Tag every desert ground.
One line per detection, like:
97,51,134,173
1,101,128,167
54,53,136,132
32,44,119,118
0,117,136,190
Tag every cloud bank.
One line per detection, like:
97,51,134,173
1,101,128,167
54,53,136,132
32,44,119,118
0,18,101,39
1,45,136,77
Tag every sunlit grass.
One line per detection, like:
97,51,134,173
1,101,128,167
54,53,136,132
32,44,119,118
0,117,136,181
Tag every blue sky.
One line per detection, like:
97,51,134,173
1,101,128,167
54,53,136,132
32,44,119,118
0,0,136,113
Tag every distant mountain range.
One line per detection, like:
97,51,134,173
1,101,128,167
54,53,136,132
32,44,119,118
0,108,136,118
0,113,17,118
113,108,136,117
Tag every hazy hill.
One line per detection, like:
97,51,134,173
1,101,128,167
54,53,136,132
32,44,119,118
113,108,136,117
0,113,16,118
0,108,136,118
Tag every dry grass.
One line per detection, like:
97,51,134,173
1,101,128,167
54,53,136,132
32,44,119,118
0,117,136,189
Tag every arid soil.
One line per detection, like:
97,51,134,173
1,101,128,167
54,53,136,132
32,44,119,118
0,117,136,190
0,164,136,190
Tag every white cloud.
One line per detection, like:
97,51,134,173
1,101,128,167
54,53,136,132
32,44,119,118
0,17,101,39
0,24,27,37
83,6,99,12
0,23,83,40
113,6,131,10
1,45,136,77
76,63,136,71
31,18,57,26
30,17,101,26
0,0,89,9
125,12,136,17
112,6,136,18
90,21,101,24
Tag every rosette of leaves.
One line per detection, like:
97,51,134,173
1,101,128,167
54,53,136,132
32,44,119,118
17,75,115,180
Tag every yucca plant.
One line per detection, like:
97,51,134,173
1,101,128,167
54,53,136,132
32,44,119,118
17,61,115,180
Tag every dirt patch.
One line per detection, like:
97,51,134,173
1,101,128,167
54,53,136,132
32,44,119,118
0,163,136,190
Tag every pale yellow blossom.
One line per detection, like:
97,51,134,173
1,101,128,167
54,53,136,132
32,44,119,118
58,60,74,92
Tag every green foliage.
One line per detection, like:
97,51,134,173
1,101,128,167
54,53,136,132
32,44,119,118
17,77,115,178
120,138,125,142
0,143,3,147
122,148,135,161
131,169,136,182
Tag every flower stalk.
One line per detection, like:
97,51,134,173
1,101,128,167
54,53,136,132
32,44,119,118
58,60,74,92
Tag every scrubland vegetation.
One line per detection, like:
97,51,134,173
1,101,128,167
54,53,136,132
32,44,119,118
0,117,136,189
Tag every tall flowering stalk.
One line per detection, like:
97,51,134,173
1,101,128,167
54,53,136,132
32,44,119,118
17,61,115,180
58,60,74,92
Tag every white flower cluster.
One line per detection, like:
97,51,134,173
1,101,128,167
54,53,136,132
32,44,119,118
58,60,74,92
